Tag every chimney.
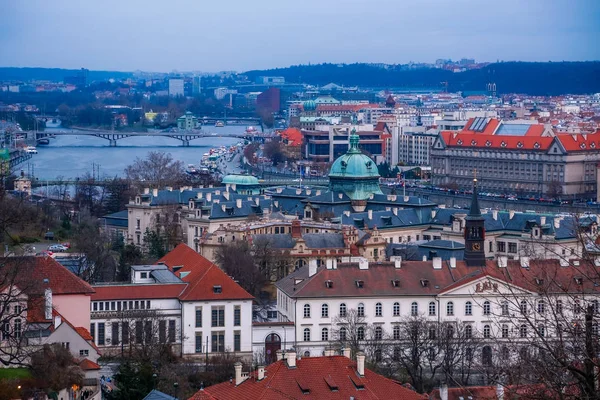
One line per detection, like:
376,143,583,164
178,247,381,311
44,288,52,320
316,190,321,196
197,192,203,199
296,189,302,195
234,362,243,385
309,259,318,277
358,257,369,270
356,352,365,377
166,186,173,191
439,384,449,400
422,255,427,261
143,188,150,194
554,217,560,229
206,193,212,202
520,257,530,268
449,257,456,268
180,187,185,193
492,209,498,220
276,349,283,361
223,191,230,200
152,188,158,197
509,210,515,219
404,195,409,202
257,365,265,381
324,349,335,356
540,216,546,225
343,347,351,359
498,256,508,268
391,256,402,269
496,383,505,400
221,204,226,212
433,257,442,269
367,209,373,220
431,210,437,219
286,351,297,368
291,220,302,238
338,193,343,199
236,198,242,208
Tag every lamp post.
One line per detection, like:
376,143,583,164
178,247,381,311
173,382,179,399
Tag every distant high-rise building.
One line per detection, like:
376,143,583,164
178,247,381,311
256,88,281,115
168,78,184,97
192,76,201,95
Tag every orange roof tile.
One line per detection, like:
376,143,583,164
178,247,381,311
159,244,254,302
279,128,302,146
79,358,101,370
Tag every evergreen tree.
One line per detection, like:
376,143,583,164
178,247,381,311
108,361,155,400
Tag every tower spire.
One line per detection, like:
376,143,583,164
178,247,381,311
469,174,481,217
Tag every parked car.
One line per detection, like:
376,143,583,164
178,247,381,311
44,231,55,240
48,244,68,252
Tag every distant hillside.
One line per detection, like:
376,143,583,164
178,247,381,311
245,62,600,96
0,67,133,83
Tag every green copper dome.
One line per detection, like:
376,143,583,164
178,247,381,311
222,174,259,186
328,129,382,201
303,100,316,111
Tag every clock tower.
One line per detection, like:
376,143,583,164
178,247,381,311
464,177,486,267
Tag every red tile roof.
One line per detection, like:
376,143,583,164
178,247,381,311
79,358,101,370
556,130,600,151
75,327,94,341
159,244,254,301
440,131,554,151
279,128,302,146
188,355,425,400
91,284,186,301
0,256,94,295
462,118,500,135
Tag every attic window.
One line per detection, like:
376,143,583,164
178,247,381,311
355,280,364,288
591,142,596,149
420,279,429,287
485,140,492,147
534,142,540,149
535,278,544,286
574,277,583,285
471,140,477,146
213,285,222,294
391,279,400,287
500,141,507,148
457,139,463,145
325,280,334,289
517,142,523,148
580,143,586,149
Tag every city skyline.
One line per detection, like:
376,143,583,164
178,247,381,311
1,0,599,73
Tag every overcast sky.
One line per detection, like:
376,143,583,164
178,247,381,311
1,0,599,72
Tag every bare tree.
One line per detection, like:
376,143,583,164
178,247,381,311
124,151,186,191
331,308,372,358
214,241,267,297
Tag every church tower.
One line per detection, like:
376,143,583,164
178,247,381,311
464,177,486,267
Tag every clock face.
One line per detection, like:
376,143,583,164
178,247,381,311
472,243,481,251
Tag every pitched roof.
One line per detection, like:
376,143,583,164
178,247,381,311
79,358,101,371
91,284,186,301
0,256,94,295
144,390,178,400
188,355,425,400
159,244,254,301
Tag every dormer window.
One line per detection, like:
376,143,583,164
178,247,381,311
420,279,429,287
534,142,540,149
517,142,523,148
580,143,586,149
500,141,507,148
535,278,544,286
471,140,477,146
391,279,400,287
457,139,463,145
325,280,333,289
213,285,222,294
485,140,492,147
140,272,148,279
574,277,583,285
355,280,364,288
591,142,596,149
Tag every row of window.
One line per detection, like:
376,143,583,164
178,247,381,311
92,300,151,312
90,320,176,346
194,306,241,328
304,299,593,319
1,319,22,340
194,331,241,353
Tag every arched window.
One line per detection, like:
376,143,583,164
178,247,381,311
357,326,365,340
520,300,527,314
483,301,491,316
482,345,493,366
538,324,545,337
537,299,545,314
447,301,454,316
339,303,347,317
375,326,383,340
358,303,365,317
501,346,509,360
321,304,329,318
375,302,383,317
465,301,472,316
501,301,509,316
303,304,311,318
393,302,400,317
411,302,418,316
429,326,436,340
483,324,491,338
393,325,400,340
339,327,347,341
501,324,509,338
465,325,473,338
519,324,527,338
429,302,436,316
303,328,311,341
447,325,455,338
321,327,329,341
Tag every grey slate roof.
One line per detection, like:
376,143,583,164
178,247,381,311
143,390,178,400
252,234,296,249
303,233,345,248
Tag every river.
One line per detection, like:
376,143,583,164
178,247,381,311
25,127,244,180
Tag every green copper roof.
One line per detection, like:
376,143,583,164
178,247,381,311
222,174,259,186
303,100,316,111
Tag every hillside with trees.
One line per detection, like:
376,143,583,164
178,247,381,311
244,61,600,95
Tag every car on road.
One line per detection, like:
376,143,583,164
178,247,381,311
48,244,68,252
